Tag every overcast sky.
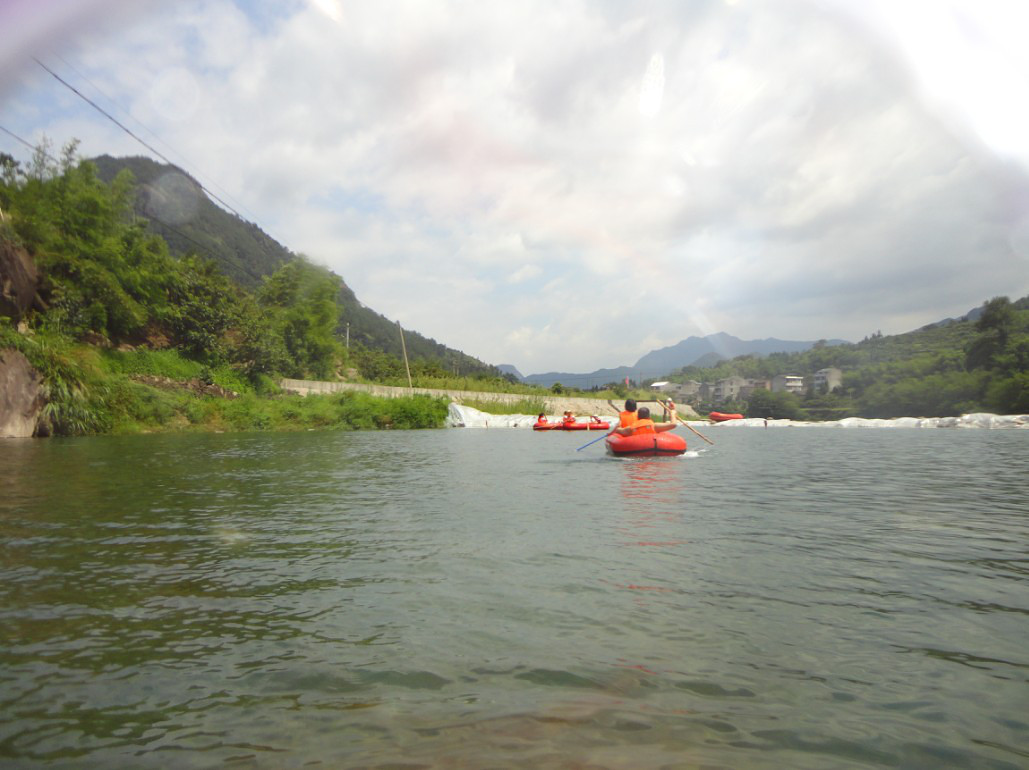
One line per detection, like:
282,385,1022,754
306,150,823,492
2,0,1028,374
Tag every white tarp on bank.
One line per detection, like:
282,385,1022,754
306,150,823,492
702,413,1028,429
446,403,1028,430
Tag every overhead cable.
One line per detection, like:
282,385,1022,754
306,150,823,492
33,57,248,222
0,122,238,268
50,53,261,224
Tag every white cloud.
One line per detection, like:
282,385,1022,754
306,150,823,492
1,0,1027,374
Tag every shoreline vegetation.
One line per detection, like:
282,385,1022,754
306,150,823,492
1,144,1026,439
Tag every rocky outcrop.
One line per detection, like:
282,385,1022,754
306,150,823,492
0,349,46,438
0,240,41,321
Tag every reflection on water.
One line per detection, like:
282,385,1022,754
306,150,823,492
0,428,1026,769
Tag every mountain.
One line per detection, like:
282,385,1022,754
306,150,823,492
520,333,850,388
93,155,497,375
496,364,524,380
93,155,291,287
923,296,1029,330
635,332,849,375
690,351,727,368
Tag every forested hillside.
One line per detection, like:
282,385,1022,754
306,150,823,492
669,299,1028,418
0,142,518,435
91,154,497,377
92,154,291,287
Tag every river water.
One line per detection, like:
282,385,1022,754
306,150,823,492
0,427,1026,769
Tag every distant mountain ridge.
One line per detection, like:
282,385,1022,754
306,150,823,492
521,332,850,388
92,155,497,375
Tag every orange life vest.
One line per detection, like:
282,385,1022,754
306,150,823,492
630,418,656,435
619,411,636,427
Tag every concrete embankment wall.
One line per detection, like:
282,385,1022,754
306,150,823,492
277,379,700,419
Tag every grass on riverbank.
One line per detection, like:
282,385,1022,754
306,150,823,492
107,386,450,434
1,330,450,435
457,397,548,416
99,349,450,432
2,333,661,436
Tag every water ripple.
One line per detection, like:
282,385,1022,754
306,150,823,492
0,429,1026,768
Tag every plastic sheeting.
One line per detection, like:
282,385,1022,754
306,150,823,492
446,403,1028,430
695,414,1029,430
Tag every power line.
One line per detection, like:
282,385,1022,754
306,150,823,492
0,124,40,154
33,57,249,222
0,123,244,269
49,53,262,224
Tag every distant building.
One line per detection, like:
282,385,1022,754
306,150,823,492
813,367,843,393
740,379,770,399
771,374,805,394
649,380,703,403
714,376,748,402
678,380,702,402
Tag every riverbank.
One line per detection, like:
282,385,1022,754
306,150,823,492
278,378,702,420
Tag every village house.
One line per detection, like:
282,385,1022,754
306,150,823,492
713,376,748,402
678,380,702,401
682,369,841,405
649,380,702,403
813,367,843,393
740,379,770,399
771,374,806,394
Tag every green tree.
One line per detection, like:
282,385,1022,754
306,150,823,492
258,259,343,379
966,297,1015,371
745,389,803,420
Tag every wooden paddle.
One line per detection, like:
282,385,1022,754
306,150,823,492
656,398,715,445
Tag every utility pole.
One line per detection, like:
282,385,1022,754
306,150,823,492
345,323,349,349
398,321,413,393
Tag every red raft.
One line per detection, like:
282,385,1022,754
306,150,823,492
709,411,743,422
534,420,610,431
605,432,687,457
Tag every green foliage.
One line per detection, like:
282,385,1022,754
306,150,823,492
984,372,1029,413
92,154,498,376
6,141,1025,428
337,281,498,378
0,324,109,435
965,297,1028,375
164,255,242,360
99,348,202,379
350,343,406,381
856,371,988,418
459,397,548,415
91,154,292,287
2,146,350,389
668,296,1029,418
258,259,343,379
203,391,450,432
745,389,804,420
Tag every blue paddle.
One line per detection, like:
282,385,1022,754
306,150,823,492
576,429,616,451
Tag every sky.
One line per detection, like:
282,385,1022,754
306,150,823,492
2,0,1028,375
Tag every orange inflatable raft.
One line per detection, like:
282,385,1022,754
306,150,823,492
605,432,687,457
708,412,743,422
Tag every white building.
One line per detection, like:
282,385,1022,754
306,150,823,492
813,367,843,393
